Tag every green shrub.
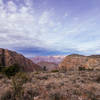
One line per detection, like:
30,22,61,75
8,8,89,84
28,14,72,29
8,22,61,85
79,67,85,71
2,64,20,78
51,70,59,73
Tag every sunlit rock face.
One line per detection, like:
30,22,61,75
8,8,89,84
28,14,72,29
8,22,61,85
59,54,100,71
0,48,41,72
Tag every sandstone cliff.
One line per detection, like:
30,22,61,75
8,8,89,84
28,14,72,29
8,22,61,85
0,48,41,72
59,54,100,71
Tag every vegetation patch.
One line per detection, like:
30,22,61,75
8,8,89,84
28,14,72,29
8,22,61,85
51,70,59,73
95,76,100,83
11,72,28,99
2,64,20,78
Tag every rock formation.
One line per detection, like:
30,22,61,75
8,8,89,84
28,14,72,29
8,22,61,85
59,54,100,71
30,56,65,64
0,48,41,72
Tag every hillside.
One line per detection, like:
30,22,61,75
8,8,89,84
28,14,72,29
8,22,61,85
0,71,100,100
37,61,58,71
0,48,41,72
59,54,100,71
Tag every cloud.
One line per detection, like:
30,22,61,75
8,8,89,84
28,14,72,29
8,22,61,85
64,12,68,17
39,11,50,25
0,0,57,51
0,0,100,56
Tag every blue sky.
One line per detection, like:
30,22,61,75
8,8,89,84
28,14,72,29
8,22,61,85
0,0,100,57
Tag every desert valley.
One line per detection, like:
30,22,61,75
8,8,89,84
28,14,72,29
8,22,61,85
0,0,100,100
0,48,100,100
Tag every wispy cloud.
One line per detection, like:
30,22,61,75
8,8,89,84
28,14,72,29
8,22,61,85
0,0,100,56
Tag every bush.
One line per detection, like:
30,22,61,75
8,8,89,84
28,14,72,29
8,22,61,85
79,67,85,71
0,67,5,72
96,76,100,83
0,90,12,100
51,70,59,73
86,68,94,71
11,72,28,99
43,66,47,71
49,92,61,100
2,64,20,78
1,72,29,100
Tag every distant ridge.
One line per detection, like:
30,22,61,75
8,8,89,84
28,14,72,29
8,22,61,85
30,56,65,64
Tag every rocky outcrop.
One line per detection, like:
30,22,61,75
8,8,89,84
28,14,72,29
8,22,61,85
59,54,100,71
0,48,41,72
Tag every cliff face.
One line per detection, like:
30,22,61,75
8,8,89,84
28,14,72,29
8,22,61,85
30,56,65,64
0,48,41,72
59,54,100,71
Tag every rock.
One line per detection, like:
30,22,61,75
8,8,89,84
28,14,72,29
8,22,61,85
59,54,100,71
0,48,41,72
30,56,65,64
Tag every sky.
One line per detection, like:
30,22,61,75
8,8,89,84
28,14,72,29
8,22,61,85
0,0,100,57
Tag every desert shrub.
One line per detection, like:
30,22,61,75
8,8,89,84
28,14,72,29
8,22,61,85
95,76,100,83
11,72,28,100
51,70,59,73
49,92,61,100
36,75,48,80
2,64,20,78
34,71,40,74
86,91,97,100
43,66,47,71
0,67,5,72
86,68,94,71
79,67,85,71
23,83,40,100
60,66,67,73
0,90,12,100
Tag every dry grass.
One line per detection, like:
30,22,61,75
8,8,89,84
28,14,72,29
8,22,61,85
0,70,100,100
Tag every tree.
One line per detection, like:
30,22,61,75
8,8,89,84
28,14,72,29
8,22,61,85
43,66,47,71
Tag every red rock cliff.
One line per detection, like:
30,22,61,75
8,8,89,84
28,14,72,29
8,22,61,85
0,48,41,72
59,54,100,71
